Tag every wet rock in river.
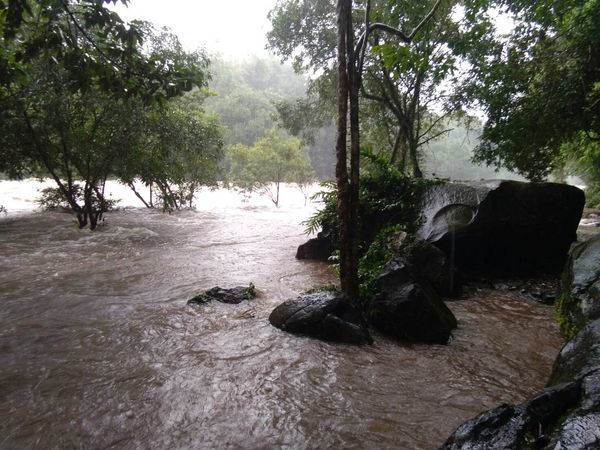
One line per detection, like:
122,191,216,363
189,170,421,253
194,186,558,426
440,381,581,449
295,231,333,261
442,238,600,449
417,180,584,274
370,271,457,344
548,318,600,386
187,284,256,305
269,291,373,345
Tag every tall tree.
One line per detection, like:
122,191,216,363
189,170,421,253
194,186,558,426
268,0,472,177
333,0,440,300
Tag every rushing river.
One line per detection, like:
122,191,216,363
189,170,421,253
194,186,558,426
0,180,563,449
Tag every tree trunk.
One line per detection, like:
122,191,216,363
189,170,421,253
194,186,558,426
129,182,152,208
409,139,423,178
346,0,360,302
336,0,356,300
389,129,402,165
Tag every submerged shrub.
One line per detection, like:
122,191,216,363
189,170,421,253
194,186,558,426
38,185,119,212
304,150,436,252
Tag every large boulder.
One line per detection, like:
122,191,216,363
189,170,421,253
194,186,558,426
440,381,582,449
549,318,600,386
557,235,600,336
269,292,373,345
296,231,333,261
370,261,457,344
417,180,584,273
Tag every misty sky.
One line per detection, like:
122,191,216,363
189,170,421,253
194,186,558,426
112,0,277,58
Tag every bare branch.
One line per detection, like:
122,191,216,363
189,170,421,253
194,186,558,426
418,127,453,147
418,109,453,141
357,0,372,76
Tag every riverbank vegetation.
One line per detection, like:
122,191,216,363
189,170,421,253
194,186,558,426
1,0,599,230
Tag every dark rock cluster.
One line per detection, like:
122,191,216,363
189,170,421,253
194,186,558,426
285,180,583,347
369,232,458,344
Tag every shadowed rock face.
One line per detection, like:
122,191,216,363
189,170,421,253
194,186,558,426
549,319,600,386
269,292,373,345
370,278,457,345
559,235,600,334
384,231,459,298
418,180,585,273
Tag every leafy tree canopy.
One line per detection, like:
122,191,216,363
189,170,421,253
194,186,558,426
267,0,496,177
0,1,223,227
226,128,314,207
0,0,206,101
468,0,600,181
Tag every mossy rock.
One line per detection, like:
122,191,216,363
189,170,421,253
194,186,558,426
557,236,600,338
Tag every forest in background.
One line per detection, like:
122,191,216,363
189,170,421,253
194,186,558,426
1,0,599,228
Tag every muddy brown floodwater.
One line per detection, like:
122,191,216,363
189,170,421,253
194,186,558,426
0,187,563,449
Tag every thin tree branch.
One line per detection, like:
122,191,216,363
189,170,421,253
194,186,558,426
408,0,443,39
418,127,453,146
418,109,453,142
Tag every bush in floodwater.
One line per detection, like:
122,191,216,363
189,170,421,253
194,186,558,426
0,205,6,215
303,149,438,312
38,185,119,212
304,149,436,253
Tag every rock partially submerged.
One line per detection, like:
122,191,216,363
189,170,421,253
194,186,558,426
364,232,458,344
442,236,600,449
418,180,584,273
187,284,256,305
371,263,457,344
269,292,372,345
440,381,582,449
295,231,333,260
441,322,600,450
